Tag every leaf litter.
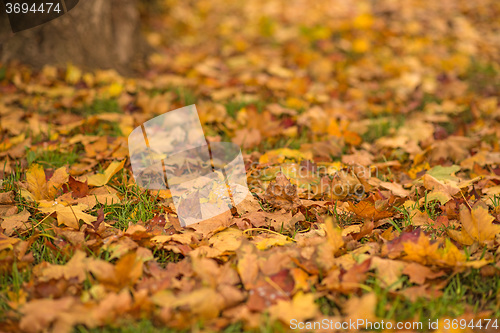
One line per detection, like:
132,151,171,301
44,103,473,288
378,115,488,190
1,0,500,332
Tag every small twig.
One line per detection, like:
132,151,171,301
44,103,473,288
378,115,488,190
20,213,52,236
264,276,288,297
460,191,472,210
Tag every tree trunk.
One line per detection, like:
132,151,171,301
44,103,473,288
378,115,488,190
0,0,150,75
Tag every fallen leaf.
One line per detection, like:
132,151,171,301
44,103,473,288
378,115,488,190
325,216,344,254
402,262,445,285
86,160,125,186
262,172,301,210
344,292,377,324
348,200,393,221
269,291,318,324
458,201,500,244
253,233,292,250
24,164,68,201
34,251,88,283
39,203,96,229
68,176,89,198
1,209,30,236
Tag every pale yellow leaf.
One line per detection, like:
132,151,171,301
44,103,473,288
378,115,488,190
86,160,125,187
459,201,500,244
269,291,318,323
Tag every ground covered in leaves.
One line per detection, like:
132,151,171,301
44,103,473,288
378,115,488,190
1,0,500,332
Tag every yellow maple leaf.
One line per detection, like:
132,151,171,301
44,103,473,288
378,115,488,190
86,160,125,187
25,164,47,201
39,203,96,229
403,232,441,265
402,231,489,268
459,201,500,244
269,291,318,324
209,228,243,253
46,167,69,199
24,164,68,201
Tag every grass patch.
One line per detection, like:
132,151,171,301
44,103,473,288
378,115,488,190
373,269,500,323
73,99,121,116
103,178,159,229
224,99,266,119
0,262,32,320
75,320,185,333
361,116,405,143
462,59,500,95
26,147,80,169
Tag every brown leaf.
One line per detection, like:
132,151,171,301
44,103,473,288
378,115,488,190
19,297,75,333
236,241,259,289
402,262,445,285
1,209,30,236
34,250,88,283
262,172,301,210
0,191,14,204
232,128,261,149
188,209,233,238
429,136,476,163
0,204,18,218
68,176,89,199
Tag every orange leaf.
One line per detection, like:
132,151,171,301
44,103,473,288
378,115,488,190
348,200,393,221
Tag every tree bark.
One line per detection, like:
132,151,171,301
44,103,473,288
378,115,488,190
0,0,150,75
